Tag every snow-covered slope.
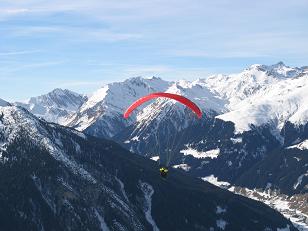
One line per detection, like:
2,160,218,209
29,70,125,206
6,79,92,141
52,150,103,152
206,62,304,107
15,88,86,124
203,62,308,134
137,79,227,121
0,105,94,181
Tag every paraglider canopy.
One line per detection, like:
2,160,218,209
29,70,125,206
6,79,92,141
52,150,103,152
123,92,202,175
123,92,202,119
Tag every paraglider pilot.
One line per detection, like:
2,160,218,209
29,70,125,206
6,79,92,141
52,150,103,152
159,166,169,178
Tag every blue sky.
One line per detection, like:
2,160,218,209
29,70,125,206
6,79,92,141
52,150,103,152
1,0,308,101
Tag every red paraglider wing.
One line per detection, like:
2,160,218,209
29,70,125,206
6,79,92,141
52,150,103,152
123,92,202,119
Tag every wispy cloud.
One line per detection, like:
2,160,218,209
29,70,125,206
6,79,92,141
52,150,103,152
4,25,142,42
166,29,308,59
167,49,272,59
0,50,42,56
1,0,307,100
0,61,66,74
0,8,30,14
20,61,65,69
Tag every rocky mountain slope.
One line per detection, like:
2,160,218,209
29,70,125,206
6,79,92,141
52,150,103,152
0,104,298,231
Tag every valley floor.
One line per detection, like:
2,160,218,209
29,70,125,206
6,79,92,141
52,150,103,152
202,177,308,231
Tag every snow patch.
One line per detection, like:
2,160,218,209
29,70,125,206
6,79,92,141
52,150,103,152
131,136,140,141
216,219,227,230
70,129,87,139
115,177,129,203
287,140,308,150
202,175,230,188
293,173,308,190
150,156,160,161
173,164,191,171
94,208,110,231
230,137,242,144
180,147,220,159
216,206,227,214
140,182,160,231
277,225,290,231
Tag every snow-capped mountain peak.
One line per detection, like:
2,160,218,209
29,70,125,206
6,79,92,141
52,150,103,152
205,62,306,111
63,62,308,140
215,64,308,134
27,88,85,109
15,62,308,144
15,88,87,124
258,61,303,78
79,85,109,113
65,76,171,137
79,76,170,113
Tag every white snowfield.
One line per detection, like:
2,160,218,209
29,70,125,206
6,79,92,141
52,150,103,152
206,62,308,134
